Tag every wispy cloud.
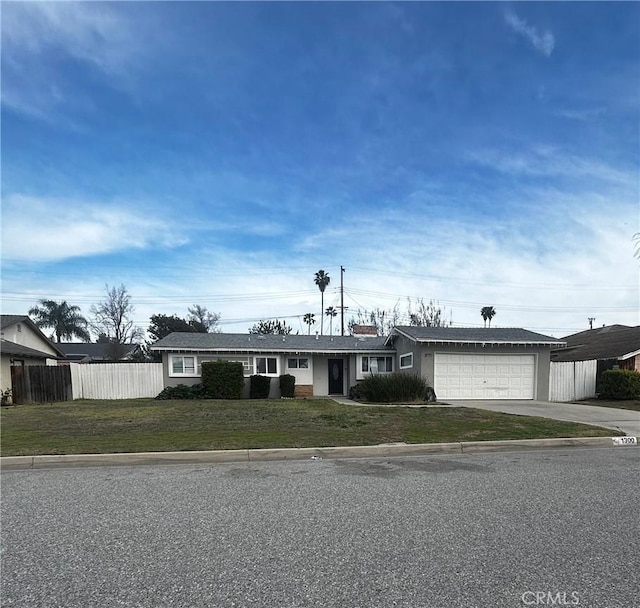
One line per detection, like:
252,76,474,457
1,2,148,120
1,195,187,263
466,145,635,187
504,10,555,57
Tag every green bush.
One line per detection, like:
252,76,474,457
356,372,432,403
202,360,244,399
155,383,209,400
599,369,640,400
250,374,271,399
279,374,296,398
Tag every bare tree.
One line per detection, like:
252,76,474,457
188,304,221,333
406,298,452,327
90,284,144,359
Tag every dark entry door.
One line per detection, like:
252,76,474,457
328,358,344,395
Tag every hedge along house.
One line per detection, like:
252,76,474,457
386,326,565,401
150,332,396,398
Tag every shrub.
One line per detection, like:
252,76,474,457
155,383,208,400
599,369,640,400
250,374,271,399
356,372,432,403
279,374,296,398
202,360,244,399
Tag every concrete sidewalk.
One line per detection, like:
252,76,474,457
2,436,636,471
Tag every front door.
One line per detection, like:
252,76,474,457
328,358,344,395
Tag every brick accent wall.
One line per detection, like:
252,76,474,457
294,384,314,398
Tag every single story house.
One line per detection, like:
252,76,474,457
1,315,66,397
551,325,640,381
151,326,564,400
151,332,394,398
57,342,142,363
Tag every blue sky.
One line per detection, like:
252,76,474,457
2,1,639,338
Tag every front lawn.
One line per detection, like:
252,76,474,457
0,398,619,457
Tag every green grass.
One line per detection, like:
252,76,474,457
574,398,640,412
0,398,620,457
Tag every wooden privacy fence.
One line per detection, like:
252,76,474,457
70,363,164,399
549,360,597,402
9,363,164,403
11,365,73,404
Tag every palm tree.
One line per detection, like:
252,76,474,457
325,306,338,336
29,299,91,342
480,306,496,328
303,313,316,336
314,270,330,334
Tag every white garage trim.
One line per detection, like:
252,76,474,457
434,353,537,400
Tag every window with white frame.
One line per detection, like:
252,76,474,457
287,357,309,369
399,353,414,369
360,355,393,377
170,355,197,376
255,356,278,375
198,357,254,376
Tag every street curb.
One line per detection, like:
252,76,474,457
1,436,636,471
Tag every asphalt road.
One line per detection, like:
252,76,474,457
2,449,639,608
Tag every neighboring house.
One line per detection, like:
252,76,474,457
551,325,640,378
57,342,142,363
151,326,565,400
0,315,66,396
151,332,395,397
386,326,565,400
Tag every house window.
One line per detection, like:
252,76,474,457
287,357,309,369
255,357,278,375
399,353,413,369
360,356,393,375
170,356,197,376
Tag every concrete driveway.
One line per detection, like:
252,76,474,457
445,399,640,436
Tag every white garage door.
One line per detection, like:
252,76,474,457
434,353,536,400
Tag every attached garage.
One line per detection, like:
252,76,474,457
434,353,536,399
387,326,566,402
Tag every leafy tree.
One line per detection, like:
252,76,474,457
148,314,197,342
480,306,496,328
325,306,338,336
188,304,221,333
90,284,144,359
249,319,294,335
303,312,316,335
28,299,90,343
314,270,330,334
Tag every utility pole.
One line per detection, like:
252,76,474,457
588,317,596,330
340,265,345,336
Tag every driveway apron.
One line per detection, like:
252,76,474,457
445,400,640,436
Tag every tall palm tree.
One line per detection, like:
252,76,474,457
325,306,338,336
480,306,496,328
29,299,91,342
303,313,316,336
314,270,330,334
